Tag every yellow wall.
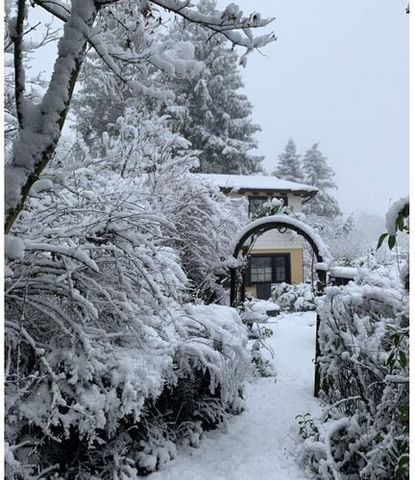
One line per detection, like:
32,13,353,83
251,248,304,284
289,249,303,284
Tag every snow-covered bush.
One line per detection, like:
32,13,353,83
249,335,277,378
272,282,316,312
239,300,277,377
4,139,249,477
97,107,245,302
5,2,275,477
378,197,409,290
298,267,409,479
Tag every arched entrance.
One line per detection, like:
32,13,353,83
229,215,331,397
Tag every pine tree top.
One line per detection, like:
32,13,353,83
272,138,304,183
302,143,341,218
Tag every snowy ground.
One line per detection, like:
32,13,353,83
143,311,320,480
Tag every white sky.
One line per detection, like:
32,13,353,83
27,0,409,217
216,0,409,216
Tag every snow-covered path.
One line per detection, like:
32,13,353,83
144,311,320,480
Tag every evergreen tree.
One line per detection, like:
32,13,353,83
272,138,304,182
302,143,341,218
72,63,128,155
160,0,263,174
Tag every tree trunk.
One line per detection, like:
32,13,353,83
4,0,99,233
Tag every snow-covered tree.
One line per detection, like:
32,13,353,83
72,64,130,155
302,143,341,218
4,0,275,233
272,138,304,182
159,0,264,174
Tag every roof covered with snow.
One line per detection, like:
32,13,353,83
194,174,319,198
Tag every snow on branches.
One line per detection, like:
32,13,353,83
4,2,274,476
5,109,249,477
298,255,409,479
5,0,275,232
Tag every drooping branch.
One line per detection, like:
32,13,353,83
150,0,276,52
34,0,276,61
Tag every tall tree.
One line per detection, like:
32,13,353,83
272,138,304,182
302,143,341,218
159,0,264,174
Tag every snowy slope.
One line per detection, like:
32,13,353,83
143,311,320,480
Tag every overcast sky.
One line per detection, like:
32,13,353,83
216,0,409,217
29,1,409,217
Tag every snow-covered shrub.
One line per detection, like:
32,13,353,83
272,282,316,312
146,159,245,303
249,336,277,378
239,300,276,377
5,142,249,477
298,268,409,480
302,215,361,269
378,197,409,290
99,107,245,303
252,197,292,219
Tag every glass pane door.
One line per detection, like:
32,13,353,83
250,256,272,283
275,256,289,282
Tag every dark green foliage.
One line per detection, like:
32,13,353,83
377,201,409,250
159,0,263,174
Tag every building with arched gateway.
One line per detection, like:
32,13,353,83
195,174,319,299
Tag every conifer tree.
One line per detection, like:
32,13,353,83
160,0,263,174
302,143,341,218
272,138,304,182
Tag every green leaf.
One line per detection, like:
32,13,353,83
377,233,388,249
386,351,395,366
399,351,407,368
388,235,396,249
